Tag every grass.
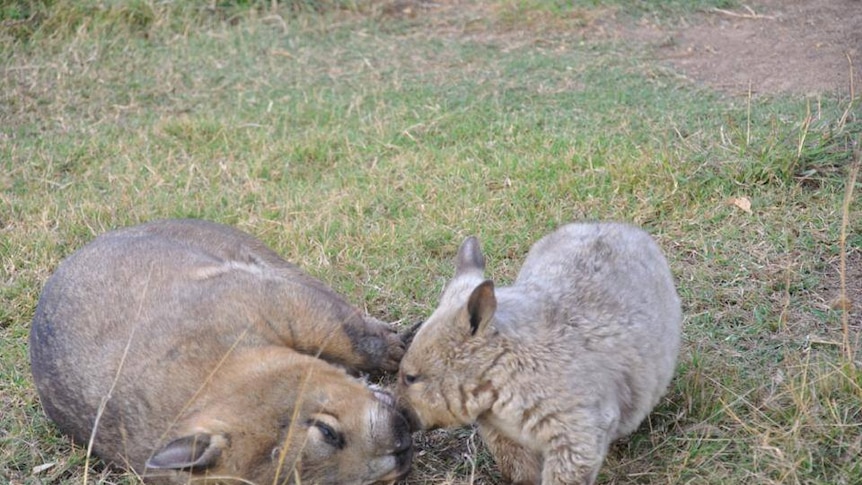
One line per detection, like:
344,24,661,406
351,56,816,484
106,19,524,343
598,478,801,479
1,0,860,483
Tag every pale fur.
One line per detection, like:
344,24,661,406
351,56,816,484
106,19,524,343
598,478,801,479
30,219,412,485
398,222,681,485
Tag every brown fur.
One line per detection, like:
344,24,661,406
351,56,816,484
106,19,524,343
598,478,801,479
30,219,413,484
398,222,682,485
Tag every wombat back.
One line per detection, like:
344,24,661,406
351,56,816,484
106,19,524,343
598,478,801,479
519,222,681,429
30,219,412,484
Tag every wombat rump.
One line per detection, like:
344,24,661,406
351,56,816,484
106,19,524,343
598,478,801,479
30,219,413,485
398,222,681,485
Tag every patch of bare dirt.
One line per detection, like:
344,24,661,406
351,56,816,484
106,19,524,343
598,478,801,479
389,0,861,97
636,0,862,96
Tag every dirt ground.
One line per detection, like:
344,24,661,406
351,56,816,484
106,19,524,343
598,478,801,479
395,0,862,97
633,0,862,96
634,0,861,324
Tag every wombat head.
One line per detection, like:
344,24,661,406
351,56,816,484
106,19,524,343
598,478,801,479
397,236,500,431
143,349,413,485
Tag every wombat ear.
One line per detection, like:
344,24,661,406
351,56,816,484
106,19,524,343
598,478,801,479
146,433,225,471
467,280,496,336
455,236,485,277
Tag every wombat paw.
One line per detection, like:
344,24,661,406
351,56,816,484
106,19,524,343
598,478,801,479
363,318,407,373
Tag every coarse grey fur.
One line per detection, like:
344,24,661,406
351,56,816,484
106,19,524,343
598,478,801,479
398,222,681,485
30,219,412,485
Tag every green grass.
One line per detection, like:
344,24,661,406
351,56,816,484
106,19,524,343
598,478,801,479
1,0,860,483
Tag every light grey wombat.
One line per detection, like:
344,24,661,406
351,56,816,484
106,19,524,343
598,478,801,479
30,219,413,485
397,222,681,485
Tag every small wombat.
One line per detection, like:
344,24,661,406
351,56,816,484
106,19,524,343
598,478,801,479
397,222,681,485
30,219,413,484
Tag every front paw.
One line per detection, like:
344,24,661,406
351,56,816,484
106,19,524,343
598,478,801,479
399,320,424,348
361,318,406,373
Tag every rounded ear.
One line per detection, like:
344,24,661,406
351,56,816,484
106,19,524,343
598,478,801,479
455,236,485,277
146,433,226,471
467,280,496,336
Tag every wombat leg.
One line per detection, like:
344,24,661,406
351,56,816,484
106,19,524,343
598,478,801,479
264,284,404,374
540,437,604,485
479,425,541,485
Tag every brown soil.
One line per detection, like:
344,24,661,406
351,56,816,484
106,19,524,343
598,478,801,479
639,0,862,96
393,0,862,97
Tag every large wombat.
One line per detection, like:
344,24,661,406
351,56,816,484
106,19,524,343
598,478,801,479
30,219,413,484
397,222,681,485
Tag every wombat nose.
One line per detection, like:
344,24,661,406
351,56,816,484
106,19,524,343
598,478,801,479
395,402,421,433
392,436,413,479
393,434,412,454
391,408,415,452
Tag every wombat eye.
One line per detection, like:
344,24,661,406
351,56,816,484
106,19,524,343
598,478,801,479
311,421,345,449
402,374,419,386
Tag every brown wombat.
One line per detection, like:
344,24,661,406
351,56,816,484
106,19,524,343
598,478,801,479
30,219,413,484
397,222,681,485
